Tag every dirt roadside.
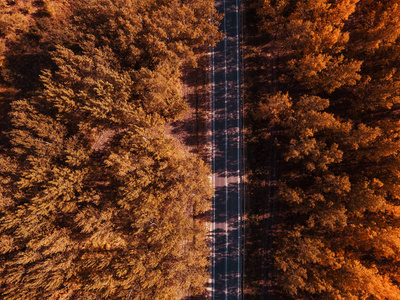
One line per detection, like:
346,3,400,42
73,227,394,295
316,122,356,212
165,51,213,300
165,53,212,164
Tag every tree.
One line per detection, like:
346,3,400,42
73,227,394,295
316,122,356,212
261,92,400,298
0,0,218,298
0,0,71,92
0,98,212,298
252,0,400,298
260,0,362,94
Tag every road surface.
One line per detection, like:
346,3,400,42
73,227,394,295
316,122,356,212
211,0,243,298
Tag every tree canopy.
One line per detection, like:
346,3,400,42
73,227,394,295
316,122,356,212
0,0,219,298
249,0,400,298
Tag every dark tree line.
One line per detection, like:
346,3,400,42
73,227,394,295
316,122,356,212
249,0,400,298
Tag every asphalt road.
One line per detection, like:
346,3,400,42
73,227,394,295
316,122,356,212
211,0,243,298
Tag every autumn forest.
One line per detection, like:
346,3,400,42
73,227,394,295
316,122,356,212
0,0,219,299
3,0,400,299
246,0,400,298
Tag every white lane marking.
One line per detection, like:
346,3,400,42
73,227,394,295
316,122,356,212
236,0,241,297
223,0,228,298
240,0,246,294
212,1,243,298
212,29,216,300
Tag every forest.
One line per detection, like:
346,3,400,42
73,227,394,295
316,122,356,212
0,0,219,299
245,0,400,298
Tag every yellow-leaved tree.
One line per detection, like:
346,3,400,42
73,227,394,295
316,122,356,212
0,0,219,298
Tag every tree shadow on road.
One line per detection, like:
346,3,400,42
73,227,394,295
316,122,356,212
242,0,287,299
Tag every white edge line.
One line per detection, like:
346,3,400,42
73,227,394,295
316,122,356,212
223,0,229,298
240,0,245,296
236,0,241,298
211,8,216,299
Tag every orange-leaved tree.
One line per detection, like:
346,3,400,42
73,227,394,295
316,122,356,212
0,0,219,298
